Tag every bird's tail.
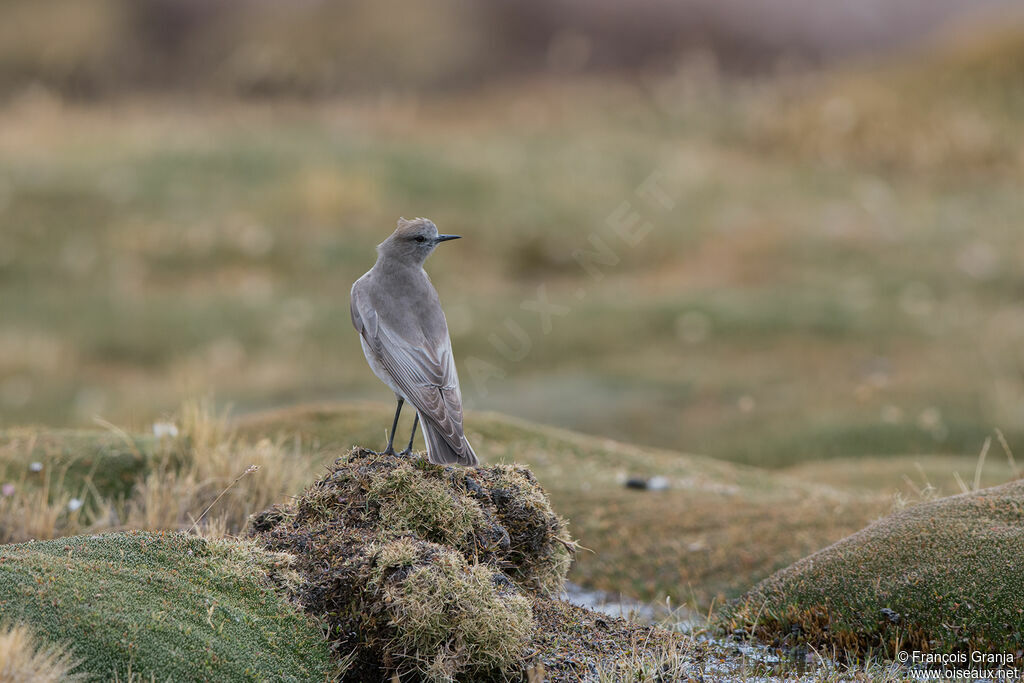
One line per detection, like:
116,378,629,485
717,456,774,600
421,416,479,466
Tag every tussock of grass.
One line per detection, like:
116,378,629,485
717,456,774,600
0,532,333,681
260,447,575,596
250,447,575,681
725,478,1024,658
0,622,82,683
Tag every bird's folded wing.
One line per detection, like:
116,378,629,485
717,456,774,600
351,297,470,457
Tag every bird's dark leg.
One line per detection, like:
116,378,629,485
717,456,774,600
382,398,403,455
399,413,419,456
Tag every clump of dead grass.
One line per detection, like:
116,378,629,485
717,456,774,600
0,622,82,683
254,525,535,681
249,447,575,681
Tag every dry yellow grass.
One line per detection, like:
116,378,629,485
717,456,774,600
0,623,81,683
0,400,321,543
0,466,86,544
121,400,317,535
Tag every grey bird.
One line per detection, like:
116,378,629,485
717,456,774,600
350,217,479,466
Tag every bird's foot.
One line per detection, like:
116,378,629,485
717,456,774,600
381,446,397,456
397,448,414,457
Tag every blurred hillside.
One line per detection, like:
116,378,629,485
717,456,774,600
2,3,1024,469
0,0,1022,98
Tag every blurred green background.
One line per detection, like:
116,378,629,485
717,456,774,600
2,0,1024,468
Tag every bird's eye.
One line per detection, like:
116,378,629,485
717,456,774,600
415,236,426,243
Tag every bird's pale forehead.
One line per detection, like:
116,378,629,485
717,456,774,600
395,217,437,237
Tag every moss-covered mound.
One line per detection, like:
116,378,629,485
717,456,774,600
0,532,334,681
725,479,1024,658
249,447,575,681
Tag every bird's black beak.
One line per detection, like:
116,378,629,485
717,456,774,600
436,234,462,242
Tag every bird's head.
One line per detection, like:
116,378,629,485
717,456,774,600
378,217,461,265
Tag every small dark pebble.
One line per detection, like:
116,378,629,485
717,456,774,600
624,476,670,491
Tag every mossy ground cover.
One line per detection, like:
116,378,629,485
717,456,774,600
725,479,1024,659
0,532,334,681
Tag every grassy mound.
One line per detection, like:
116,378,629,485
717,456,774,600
0,532,333,681
725,479,1024,658
250,447,575,681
